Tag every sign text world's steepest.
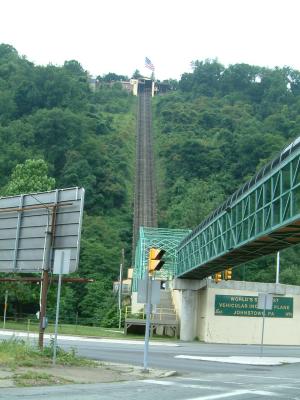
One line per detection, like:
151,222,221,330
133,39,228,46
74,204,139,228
215,295,293,318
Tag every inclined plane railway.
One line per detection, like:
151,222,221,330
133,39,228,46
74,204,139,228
132,87,157,256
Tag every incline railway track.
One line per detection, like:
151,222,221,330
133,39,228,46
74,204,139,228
132,87,157,257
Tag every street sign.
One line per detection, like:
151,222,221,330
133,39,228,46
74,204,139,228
0,187,84,273
257,293,274,356
137,279,161,305
214,295,293,318
53,249,71,275
258,293,273,310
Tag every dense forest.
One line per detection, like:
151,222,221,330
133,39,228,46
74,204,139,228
2,45,300,326
154,59,300,285
0,44,136,325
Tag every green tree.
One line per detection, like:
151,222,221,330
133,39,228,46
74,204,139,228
3,159,55,196
131,69,142,79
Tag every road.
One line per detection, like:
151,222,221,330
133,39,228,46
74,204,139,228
1,331,300,399
1,369,300,399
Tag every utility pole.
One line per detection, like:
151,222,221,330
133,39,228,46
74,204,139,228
38,269,49,349
38,230,52,349
118,248,124,329
3,290,8,329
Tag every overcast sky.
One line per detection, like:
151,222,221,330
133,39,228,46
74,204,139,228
1,0,299,80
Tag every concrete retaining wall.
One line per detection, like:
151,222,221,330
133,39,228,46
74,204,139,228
172,279,300,345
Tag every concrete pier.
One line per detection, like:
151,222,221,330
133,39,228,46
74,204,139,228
180,289,198,341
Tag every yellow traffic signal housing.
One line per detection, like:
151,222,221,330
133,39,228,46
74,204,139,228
148,248,165,273
224,268,233,280
214,272,222,283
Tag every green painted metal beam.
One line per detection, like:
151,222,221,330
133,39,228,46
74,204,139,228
176,136,300,279
132,227,191,291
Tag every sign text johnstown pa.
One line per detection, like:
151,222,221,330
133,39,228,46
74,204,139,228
215,295,293,318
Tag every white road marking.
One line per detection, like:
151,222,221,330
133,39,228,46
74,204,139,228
272,385,300,390
236,374,300,383
181,384,222,390
142,380,175,386
176,377,244,386
143,380,221,390
0,330,178,346
185,389,277,400
175,355,300,365
222,382,244,386
177,377,214,382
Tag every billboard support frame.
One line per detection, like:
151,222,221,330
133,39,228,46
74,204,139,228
0,187,85,348
39,191,59,349
38,230,52,349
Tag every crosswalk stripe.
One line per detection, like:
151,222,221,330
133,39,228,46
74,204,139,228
184,389,277,400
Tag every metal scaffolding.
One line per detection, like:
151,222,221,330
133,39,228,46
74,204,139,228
132,227,191,291
176,135,300,279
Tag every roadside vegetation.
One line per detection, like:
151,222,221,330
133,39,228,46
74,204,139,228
0,43,135,327
0,337,94,386
1,319,126,338
0,337,94,368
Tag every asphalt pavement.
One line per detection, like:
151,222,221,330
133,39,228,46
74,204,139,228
1,330,300,399
1,371,300,399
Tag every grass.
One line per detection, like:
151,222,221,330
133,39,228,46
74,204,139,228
14,371,73,387
0,320,176,341
0,337,95,369
1,320,127,338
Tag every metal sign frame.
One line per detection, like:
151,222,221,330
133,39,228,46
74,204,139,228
0,187,84,273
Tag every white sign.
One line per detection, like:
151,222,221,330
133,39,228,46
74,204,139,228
257,293,273,310
53,249,71,275
137,279,161,305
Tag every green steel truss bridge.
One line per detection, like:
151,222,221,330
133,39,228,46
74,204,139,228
176,136,300,279
133,227,191,291
133,137,300,286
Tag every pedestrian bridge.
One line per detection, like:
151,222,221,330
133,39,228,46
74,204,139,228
176,136,300,279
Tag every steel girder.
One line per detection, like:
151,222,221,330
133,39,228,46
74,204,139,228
132,227,191,291
176,144,300,279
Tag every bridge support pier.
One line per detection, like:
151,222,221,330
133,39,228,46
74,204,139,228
180,289,198,341
173,278,206,341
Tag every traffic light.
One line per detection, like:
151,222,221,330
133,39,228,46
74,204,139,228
148,248,165,273
224,268,233,280
214,272,222,283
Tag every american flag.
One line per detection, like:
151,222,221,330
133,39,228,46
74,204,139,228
145,57,155,71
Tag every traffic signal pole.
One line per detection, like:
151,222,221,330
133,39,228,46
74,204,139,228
143,272,152,372
142,247,165,372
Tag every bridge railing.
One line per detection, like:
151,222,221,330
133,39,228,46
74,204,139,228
176,142,300,278
125,306,178,321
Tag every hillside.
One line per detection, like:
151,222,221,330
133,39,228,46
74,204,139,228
0,44,136,324
154,60,300,285
2,48,300,325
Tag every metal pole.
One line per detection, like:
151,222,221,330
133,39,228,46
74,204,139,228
118,263,122,329
143,274,152,372
38,231,52,349
276,251,280,284
75,311,78,332
53,251,64,366
27,319,30,345
38,269,49,349
260,295,267,357
118,249,124,329
3,290,8,329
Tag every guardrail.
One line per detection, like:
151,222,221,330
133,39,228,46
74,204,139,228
125,306,178,321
